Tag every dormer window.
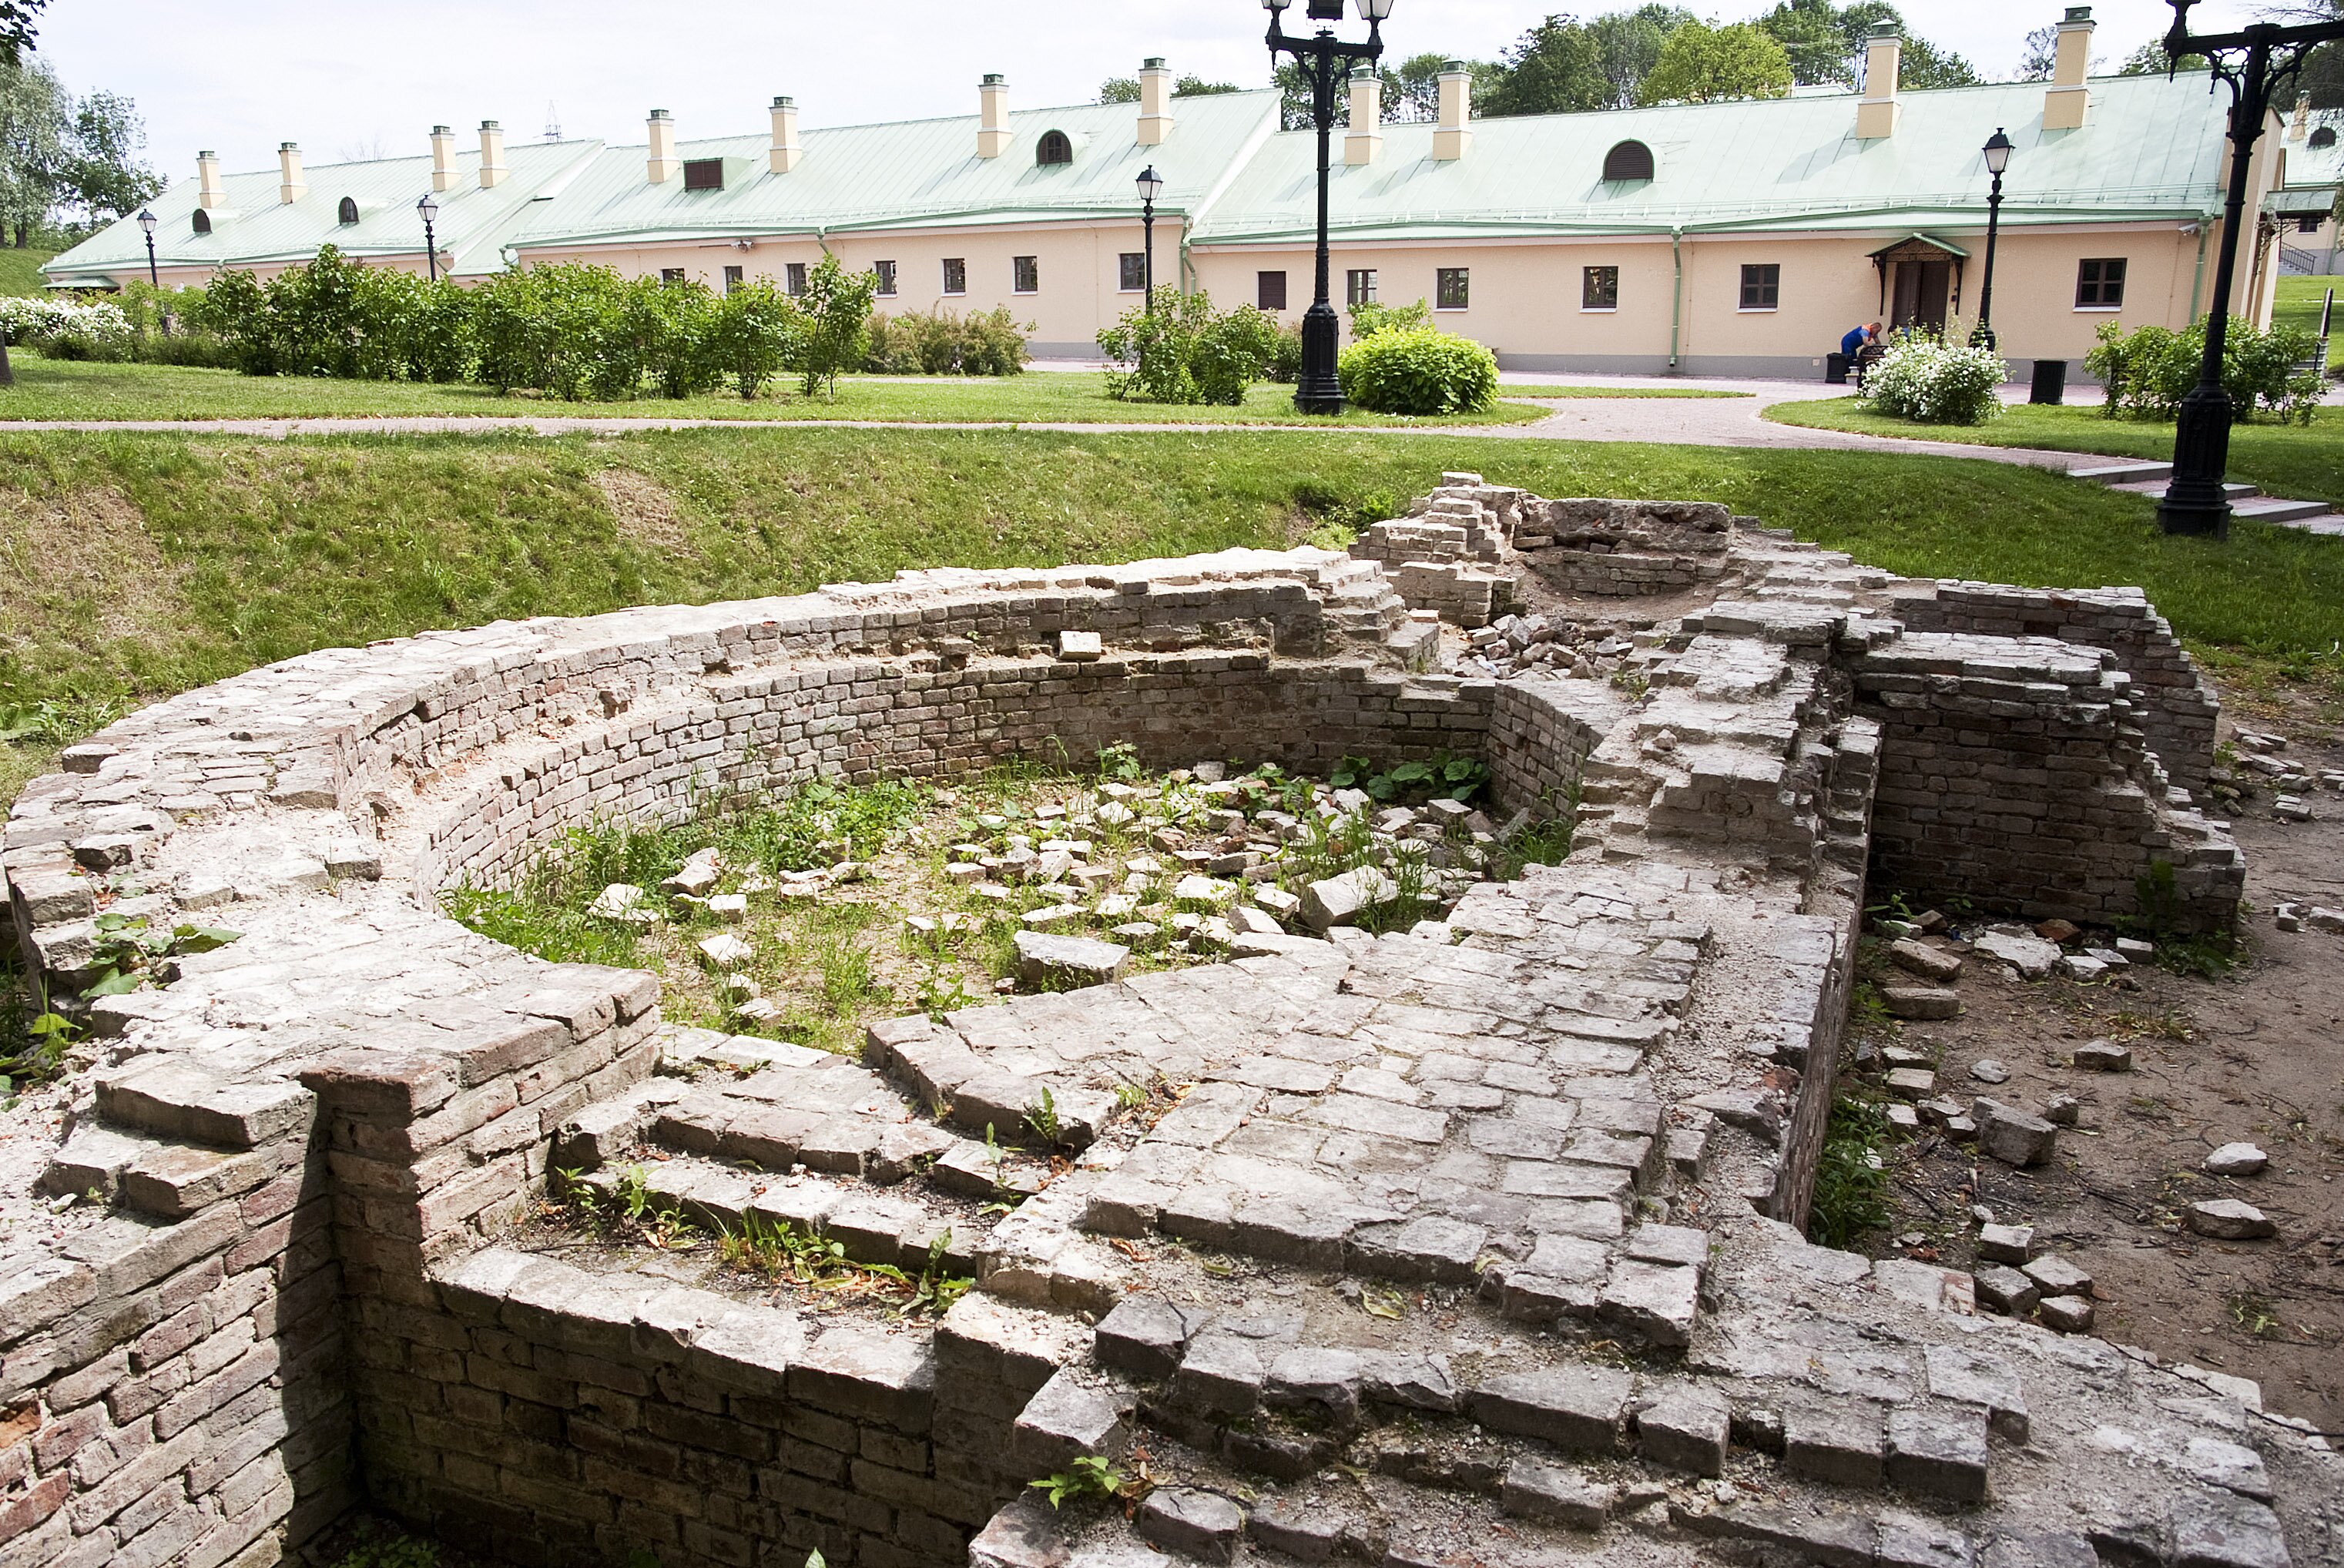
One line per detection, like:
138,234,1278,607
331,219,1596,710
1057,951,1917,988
682,158,724,191
1602,140,1655,183
192,209,211,235
1037,130,1072,166
2312,125,2337,149
337,196,359,224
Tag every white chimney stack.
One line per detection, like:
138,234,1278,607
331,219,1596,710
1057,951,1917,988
647,109,679,183
431,125,459,192
197,150,225,209
2044,6,2094,130
1138,58,1172,146
1433,61,1472,160
978,74,1011,158
277,142,306,204
770,95,803,173
1346,64,1383,166
1857,25,1901,139
478,120,508,189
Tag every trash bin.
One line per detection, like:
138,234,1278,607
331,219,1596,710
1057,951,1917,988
1826,352,1851,385
2030,359,2067,405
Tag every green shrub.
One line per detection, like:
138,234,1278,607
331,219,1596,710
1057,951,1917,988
1346,297,1431,340
798,254,877,399
863,307,1029,376
1268,320,1303,384
1096,287,1280,406
1336,327,1498,415
1860,331,2005,425
2085,316,2323,424
710,280,803,400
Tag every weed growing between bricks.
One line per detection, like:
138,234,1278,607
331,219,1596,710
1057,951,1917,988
444,745,1572,1056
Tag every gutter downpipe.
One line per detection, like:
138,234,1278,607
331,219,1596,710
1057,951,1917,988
2188,213,2212,322
1668,226,1684,372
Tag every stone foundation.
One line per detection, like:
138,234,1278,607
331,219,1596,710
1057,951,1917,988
0,506,2296,1568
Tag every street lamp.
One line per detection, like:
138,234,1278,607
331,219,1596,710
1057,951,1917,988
1970,129,2012,350
2155,0,2344,538
416,193,440,283
136,208,159,290
1266,0,1393,415
1135,165,1163,300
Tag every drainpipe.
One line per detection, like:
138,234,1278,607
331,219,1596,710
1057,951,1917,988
2188,215,2212,322
1668,227,1684,371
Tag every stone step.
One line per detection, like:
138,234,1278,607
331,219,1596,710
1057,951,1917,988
2231,494,2335,524
2109,478,2257,501
2069,459,2172,484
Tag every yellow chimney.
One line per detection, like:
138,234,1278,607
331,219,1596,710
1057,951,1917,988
197,150,225,209
277,142,306,204
978,75,1011,158
647,109,679,183
1346,65,1383,166
770,96,802,173
1433,61,1472,161
1138,58,1173,146
2044,6,2094,130
431,125,458,192
478,120,508,189
2286,94,2308,142
1856,25,1901,139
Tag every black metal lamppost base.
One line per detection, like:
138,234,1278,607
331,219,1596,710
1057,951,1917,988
1294,303,1344,413
2156,387,2236,538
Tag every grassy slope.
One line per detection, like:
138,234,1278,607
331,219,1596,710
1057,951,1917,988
1763,395,2344,507
2273,274,2336,337
0,241,60,298
5,427,2339,723
0,357,1583,426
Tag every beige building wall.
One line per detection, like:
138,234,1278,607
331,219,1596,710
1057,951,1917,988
517,218,1186,353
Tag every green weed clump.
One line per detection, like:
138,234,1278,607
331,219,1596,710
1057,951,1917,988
1807,1094,1895,1248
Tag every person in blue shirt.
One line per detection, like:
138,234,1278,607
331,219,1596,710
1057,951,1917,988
1841,321,1880,360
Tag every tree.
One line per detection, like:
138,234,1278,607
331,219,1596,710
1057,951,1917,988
0,0,43,66
1479,19,1611,116
63,90,160,226
1636,19,1794,105
0,59,64,246
1099,74,1242,103
2117,40,2208,74
1897,37,1980,88
797,253,877,400
1751,0,1976,89
2017,25,2057,80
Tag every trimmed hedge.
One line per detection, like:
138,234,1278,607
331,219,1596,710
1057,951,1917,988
1336,328,1498,415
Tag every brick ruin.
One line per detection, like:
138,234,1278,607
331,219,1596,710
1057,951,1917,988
3,481,2327,1568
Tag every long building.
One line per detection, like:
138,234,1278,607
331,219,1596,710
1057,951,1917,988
44,8,2344,375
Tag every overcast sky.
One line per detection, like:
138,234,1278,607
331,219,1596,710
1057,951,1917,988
40,0,2266,181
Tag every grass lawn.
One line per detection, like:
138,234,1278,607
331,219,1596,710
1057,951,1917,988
0,240,61,298
0,356,1584,427
2274,274,2338,337
1764,394,2344,508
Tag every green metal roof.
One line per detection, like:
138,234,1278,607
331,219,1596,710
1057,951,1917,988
50,136,604,282
1187,71,2232,244
500,90,1280,249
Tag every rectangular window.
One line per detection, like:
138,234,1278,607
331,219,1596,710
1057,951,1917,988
682,158,725,192
1739,263,1780,310
942,257,967,295
723,265,743,293
785,262,807,296
1118,253,1146,292
1257,270,1288,311
1582,265,1619,311
660,267,686,285
874,260,897,297
2075,257,2127,309
1346,268,1377,306
2302,216,2324,234
1436,267,1470,310
1012,255,1038,294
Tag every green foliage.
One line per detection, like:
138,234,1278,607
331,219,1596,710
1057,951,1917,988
1753,1,1977,88
2084,317,2325,426
709,279,803,400
1337,327,1498,415
323,1517,443,1568
1030,1456,1133,1509
863,306,1029,376
1636,18,1793,104
1861,331,2006,425
189,248,478,384
1808,1093,1893,1248
1346,297,1432,340
79,913,239,1000
1097,286,1280,406
798,253,878,400
1482,5,1692,115
1327,750,1490,805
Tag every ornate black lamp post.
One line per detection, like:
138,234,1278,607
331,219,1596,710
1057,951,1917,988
2155,0,2344,538
137,208,159,288
1970,130,2012,350
1136,165,1163,299
1265,0,1393,415
416,193,441,283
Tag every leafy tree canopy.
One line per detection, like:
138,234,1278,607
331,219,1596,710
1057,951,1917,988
1098,74,1243,103
1635,18,1794,105
1749,0,1977,88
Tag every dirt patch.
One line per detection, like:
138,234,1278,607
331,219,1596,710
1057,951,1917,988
595,467,692,554
0,485,182,642
1851,675,2344,1437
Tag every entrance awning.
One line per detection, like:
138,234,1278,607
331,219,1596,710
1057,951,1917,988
1867,233,1970,262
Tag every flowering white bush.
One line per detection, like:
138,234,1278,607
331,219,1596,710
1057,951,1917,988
1862,334,2006,425
0,295,134,348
